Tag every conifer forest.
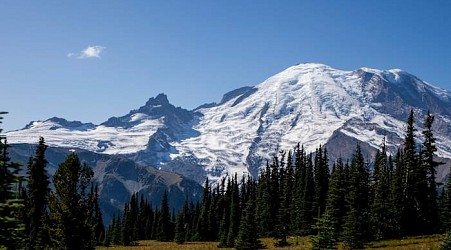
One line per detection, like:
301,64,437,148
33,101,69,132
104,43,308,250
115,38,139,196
2,110,451,249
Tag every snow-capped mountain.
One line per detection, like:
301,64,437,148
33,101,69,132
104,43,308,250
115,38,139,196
7,63,451,184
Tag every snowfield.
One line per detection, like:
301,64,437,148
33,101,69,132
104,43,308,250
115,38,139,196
7,63,451,183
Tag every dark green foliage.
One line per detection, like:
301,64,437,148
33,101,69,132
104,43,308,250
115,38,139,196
343,144,370,249
0,112,25,249
175,200,189,244
195,178,211,241
156,191,174,241
441,230,451,250
292,144,306,234
24,137,50,250
370,142,393,240
276,150,294,245
49,153,96,250
324,159,346,239
255,161,273,237
226,176,241,247
441,177,451,231
90,185,105,245
310,214,338,250
314,146,329,216
299,153,316,235
403,109,428,236
421,111,441,233
390,150,405,237
108,214,122,245
235,197,264,250
218,179,232,247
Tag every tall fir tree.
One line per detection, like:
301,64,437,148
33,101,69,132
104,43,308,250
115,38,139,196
314,146,329,216
276,150,294,245
24,137,50,250
310,214,338,250
293,144,306,234
195,178,211,241
370,141,393,240
421,111,441,233
324,158,346,239
255,161,272,237
235,197,263,250
0,112,24,249
226,175,240,247
48,153,95,250
121,203,133,246
156,191,174,241
402,109,429,235
343,144,370,249
175,200,189,244
219,179,232,247
299,153,316,235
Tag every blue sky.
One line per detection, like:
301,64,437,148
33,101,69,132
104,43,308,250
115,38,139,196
1,1,450,132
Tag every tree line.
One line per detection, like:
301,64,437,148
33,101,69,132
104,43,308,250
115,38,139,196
110,110,451,249
2,110,451,249
0,113,104,249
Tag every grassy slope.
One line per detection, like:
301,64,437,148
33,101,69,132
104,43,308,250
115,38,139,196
97,234,445,250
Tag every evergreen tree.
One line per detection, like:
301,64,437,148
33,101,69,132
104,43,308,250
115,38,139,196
293,144,306,234
442,177,451,231
108,214,121,245
121,203,133,246
370,141,392,240
156,191,174,241
24,137,50,250
218,178,232,247
195,178,211,241
299,153,316,235
0,112,24,249
403,109,429,235
255,161,272,237
235,197,263,250
226,176,240,247
276,150,293,245
310,214,338,250
88,184,105,246
314,146,329,216
324,158,346,239
390,149,405,237
421,111,441,233
343,144,370,249
441,230,451,250
269,155,281,235
48,153,95,250
175,200,189,244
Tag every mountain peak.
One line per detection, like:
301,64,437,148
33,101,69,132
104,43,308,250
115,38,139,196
145,93,170,107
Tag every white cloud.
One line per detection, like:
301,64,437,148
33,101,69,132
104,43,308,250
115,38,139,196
67,45,106,59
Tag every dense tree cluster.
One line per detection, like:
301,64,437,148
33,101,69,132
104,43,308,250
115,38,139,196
111,110,451,249
2,109,451,249
0,112,104,249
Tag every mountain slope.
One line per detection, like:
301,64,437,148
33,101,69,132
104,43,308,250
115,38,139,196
9,143,203,224
168,63,451,182
7,63,451,184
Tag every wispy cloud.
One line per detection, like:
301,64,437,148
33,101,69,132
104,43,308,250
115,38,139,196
68,45,106,59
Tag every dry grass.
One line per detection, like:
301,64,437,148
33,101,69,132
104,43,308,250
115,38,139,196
97,234,445,250
364,234,444,250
